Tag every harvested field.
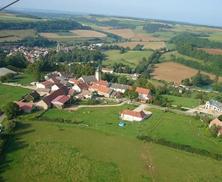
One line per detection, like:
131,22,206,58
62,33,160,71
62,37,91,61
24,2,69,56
198,48,222,55
99,27,160,41
40,30,106,41
152,62,222,84
116,41,166,50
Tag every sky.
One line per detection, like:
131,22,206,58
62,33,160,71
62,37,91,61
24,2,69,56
2,0,222,26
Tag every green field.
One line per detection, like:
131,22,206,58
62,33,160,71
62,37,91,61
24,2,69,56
2,107,222,181
104,50,153,68
8,72,37,85
0,29,37,42
0,84,30,109
208,32,222,42
163,95,200,108
0,13,40,23
40,106,222,155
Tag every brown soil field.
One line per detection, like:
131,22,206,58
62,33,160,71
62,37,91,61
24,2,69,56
152,62,222,84
116,41,166,50
99,27,160,41
40,30,106,40
198,48,222,55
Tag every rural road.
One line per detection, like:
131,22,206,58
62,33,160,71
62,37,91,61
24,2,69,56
66,101,128,111
2,83,35,90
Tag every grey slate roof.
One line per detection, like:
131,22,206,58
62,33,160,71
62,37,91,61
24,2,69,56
0,68,16,77
110,83,130,90
208,100,222,109
80,75,97,83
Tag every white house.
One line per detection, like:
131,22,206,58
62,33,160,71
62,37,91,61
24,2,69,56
120,110,149,122
69,79,89,93
110,83,131,94
205,100,222,113
136,87,152,102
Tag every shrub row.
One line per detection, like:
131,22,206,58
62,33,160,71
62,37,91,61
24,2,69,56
137,135,222,161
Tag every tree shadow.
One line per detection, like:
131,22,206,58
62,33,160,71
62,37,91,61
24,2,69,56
0,122,35,181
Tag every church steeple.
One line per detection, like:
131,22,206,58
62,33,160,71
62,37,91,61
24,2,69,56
95,66,101,81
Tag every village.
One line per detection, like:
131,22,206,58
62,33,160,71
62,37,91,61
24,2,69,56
1,65,222,136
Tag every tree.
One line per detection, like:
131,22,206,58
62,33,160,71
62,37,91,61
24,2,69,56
209,125,219,138
124,90,138,101
3,102,20,120
1,119,16,135
218,115,222,121
5,53,28,69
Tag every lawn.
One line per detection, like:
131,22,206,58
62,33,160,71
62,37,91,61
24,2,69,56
104,50,153,68
2,116,222,181
0,84,30,109
40,105,222,155
163,95,200,108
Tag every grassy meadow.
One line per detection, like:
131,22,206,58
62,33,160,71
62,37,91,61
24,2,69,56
163,95,200,108
104,50,153,68
0,84,30,109
2,107,222,181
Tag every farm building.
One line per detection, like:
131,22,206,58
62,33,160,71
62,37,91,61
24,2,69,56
89,83,113,98
205,100,222,113
36,86,70,110
110,83,131,94
0,68,17,78
102,68,114,74
16,101,34,113
120,110,150,122
136,87,152,102
51,95,70,109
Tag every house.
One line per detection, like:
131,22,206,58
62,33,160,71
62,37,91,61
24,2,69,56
92,80,109,87
69,79,89,93
136,87,152,102
36,86,69,110
51,95,70,109
51,82,65,92
102,68,114,74
120,110,148,122
205,100,222,113
89,83,112,98
209,118,222,128
209,118,222,136
36,80,54,90
0,68,17,78
79,67,102,84
110,83,131,93
16,101,34,113
75,90,92,100
23,91,40,102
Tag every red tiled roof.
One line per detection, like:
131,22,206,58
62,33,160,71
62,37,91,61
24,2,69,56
42,80,54,89
136,87,151,95
68,89,75,96
43,86,69,106
69,79,89,90
52,95,70,105
210,118,222,128
69,79,79,85
121,110,146,119
16,101,33,111
89,83,111,94
93,80,109,87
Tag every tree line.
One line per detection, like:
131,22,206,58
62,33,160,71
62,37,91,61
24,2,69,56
0,19,87,32
143,23,172,33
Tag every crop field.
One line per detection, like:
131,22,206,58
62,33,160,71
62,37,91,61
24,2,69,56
0,29,37,42
0,84,30,109
104,50,153,68
116,41,166,50
152,62,222,84
198,48,222,55
99,27,160,41
207,32,222,42
0,13,40,22
40,30,107,41
163,95,200,108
